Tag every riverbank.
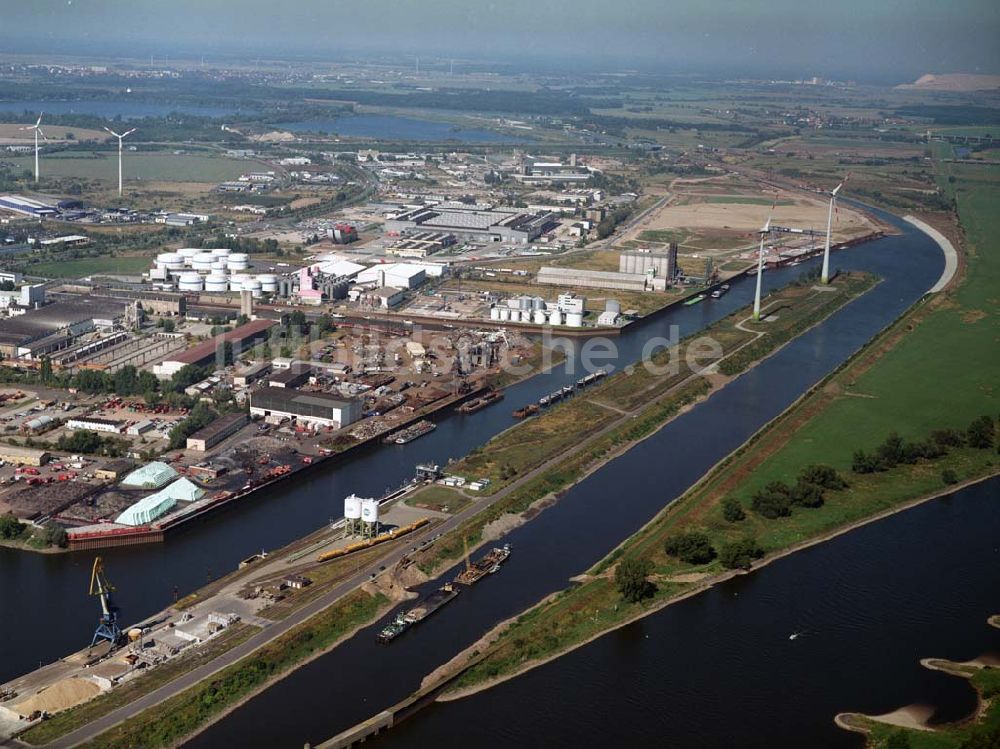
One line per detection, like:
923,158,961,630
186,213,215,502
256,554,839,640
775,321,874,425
438,469,999,702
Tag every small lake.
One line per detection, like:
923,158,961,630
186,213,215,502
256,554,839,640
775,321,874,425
276,114,526,143
0,99,241,119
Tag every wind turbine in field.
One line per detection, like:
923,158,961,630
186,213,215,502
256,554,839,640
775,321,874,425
753,209,774,321
19,113,47,183
104,127,137,197
821,175,849,284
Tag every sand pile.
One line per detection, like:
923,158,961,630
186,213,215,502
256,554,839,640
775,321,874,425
11,678,100,716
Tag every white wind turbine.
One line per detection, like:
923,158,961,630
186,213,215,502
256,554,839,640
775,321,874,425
104,126,137,197
753,209,774,321
19,113,47,183
821,175,849,285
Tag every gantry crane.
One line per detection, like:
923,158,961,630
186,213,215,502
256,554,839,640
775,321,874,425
89,556,122,649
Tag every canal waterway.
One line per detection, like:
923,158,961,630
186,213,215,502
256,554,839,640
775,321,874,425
177,210,964,748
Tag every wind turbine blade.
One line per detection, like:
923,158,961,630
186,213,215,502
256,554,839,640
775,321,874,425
38,130,49,141
123,128,137,137
831,182,843,197
35,114,43,127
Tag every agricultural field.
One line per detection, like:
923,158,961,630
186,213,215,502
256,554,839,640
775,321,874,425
0,124,110,144
7,151,251,183
24,255,154,278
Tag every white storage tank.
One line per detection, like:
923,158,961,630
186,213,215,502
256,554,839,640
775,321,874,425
211,260,228,272
192,253,215,271
211,247,231,258
257,274,279,293
204,273,229,293
243,278,263,297
531,296,545,310
566,311,584,327
156,252,183,271
177,248,200,265
505,298,519,310
499,308,511,321
227,253,250,271
489,306,501,321
361,498,379,524
178,272,204,292
547,309,563,325
344,494,363,521
533,309,547,324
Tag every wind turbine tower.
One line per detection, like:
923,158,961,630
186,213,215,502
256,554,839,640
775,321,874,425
104,127,137,197
19,113,46,183
821,176,848,284
753,214,772,321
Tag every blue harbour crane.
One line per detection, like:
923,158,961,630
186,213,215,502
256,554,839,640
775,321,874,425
89,556,122,649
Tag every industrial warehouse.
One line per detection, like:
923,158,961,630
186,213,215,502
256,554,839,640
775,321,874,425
249,387,362,429
383,204,558,243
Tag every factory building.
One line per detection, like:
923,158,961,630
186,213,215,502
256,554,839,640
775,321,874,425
67,417,124,434
355,286,406,309
232,361,273,388
0,298,127,359
515,155,592,185
91,288,187,317
268,364,313,389
153,319,276,378
536,267,652,292
0,444,50,467
619,246,678,283
384,205,557,244
356,263,426,290
249,387,361,429
0,195,59,218
386,231,456,258
185,412,248,452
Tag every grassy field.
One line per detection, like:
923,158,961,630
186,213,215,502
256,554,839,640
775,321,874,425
9,152,250,183
25,255,154,278
704,196,795,206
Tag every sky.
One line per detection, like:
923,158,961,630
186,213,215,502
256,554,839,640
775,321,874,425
1,0,998,82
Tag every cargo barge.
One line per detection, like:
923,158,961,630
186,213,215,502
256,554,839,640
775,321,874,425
455,544,511,585
456,389,504,414
376,583,459,644
512,403,540,419
385,420,436,444
683,294,706,306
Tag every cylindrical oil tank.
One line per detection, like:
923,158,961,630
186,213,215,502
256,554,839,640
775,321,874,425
531,296,545,310
344,494,363,520
204,274,229,293
565,311,584,327
227,253,250,271
178,272,204,292
361,498,379,524
547,309,563,325
229,275,249,292
533,309,547,324
243,278,263,297
258,274,279,293
606,299,621,315
517,295,531,310
489,306,501,321
211,247,231,258
191,254,214,271
177,248,200,265
211,260,228,272
156,252,183,270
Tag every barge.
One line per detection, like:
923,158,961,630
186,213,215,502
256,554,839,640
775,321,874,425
456,389,504,414
512,403,540,419
385,420,436,445
376,583,459,644
683,294,706,306
455,544,511,585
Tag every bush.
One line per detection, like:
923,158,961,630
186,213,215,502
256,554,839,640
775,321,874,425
876,432,905,469
942,468,959,485
789,480,825,508
614,557,654,603
798,464,848,490
0,513,26,540
751,481,792,519
852,449,882,474
722,497,745,522
720,537,764,570
967,415,995,450
931,428,965,448
663,531,716,565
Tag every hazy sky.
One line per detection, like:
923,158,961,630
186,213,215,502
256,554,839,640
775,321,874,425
2,0,998,81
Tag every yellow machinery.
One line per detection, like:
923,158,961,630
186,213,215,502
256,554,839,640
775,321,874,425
317,517,430,563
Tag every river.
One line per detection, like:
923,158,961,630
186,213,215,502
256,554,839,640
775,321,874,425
275,114,526,143
174,210,967,748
